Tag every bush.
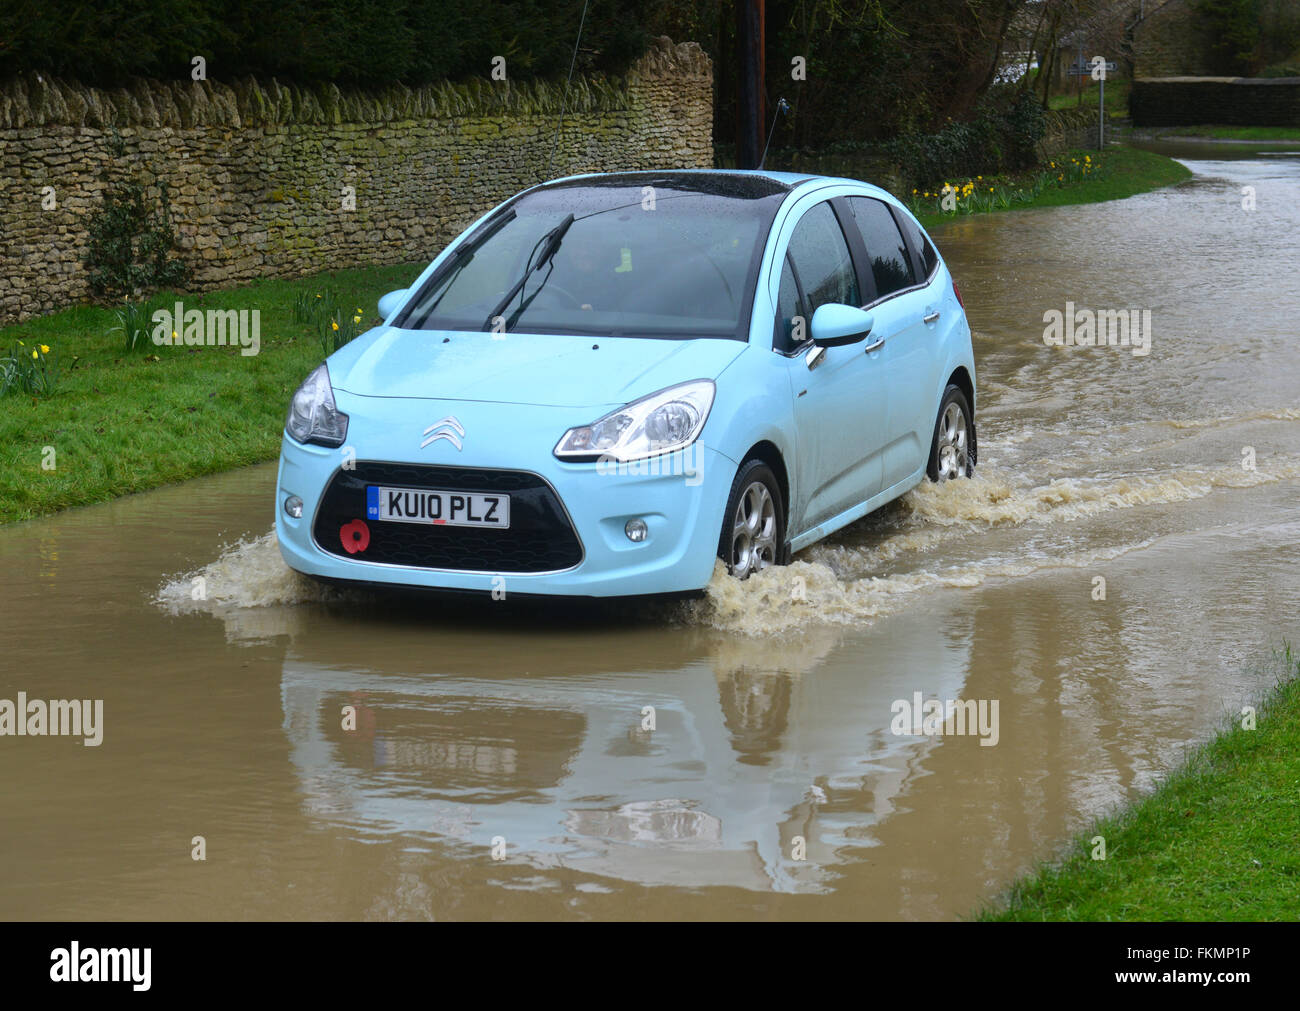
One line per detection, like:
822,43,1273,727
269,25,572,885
1195,0,1262,76
884,89,1045,190
1002,91,1047,169
84,168,192,300
0,0,653,87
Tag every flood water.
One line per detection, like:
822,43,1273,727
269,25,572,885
3,145,1299,920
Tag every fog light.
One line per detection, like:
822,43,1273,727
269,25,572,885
625,518,648,543
284,495,304,519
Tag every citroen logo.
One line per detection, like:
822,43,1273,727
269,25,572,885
421,415,465,451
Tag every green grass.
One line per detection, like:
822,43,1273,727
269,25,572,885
913,146,1192,229
1049,77,1131,118
0,262,423,524
981,644,1300,921
1166,125,1300,143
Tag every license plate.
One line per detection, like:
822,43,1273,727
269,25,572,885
366,486,510,529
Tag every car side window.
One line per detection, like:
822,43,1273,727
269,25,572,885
895,209,940,282
774,254,804,353
774,201,859,353
847,196,914,299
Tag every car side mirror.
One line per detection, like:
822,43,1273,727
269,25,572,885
810,303,874,347
377,288,409,320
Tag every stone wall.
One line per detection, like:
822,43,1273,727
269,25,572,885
0,37,712,324
1132,0,1213,78
1040,107,1101,155
1130,76,1300,126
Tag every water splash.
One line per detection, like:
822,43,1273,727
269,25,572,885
156,530,342,614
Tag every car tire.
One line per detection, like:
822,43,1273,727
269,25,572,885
719,460,786,579
926,385,976,482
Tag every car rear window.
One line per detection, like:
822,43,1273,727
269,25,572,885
846,196,915,299
894,208,940,281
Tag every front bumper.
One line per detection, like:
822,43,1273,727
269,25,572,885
274,392,736,597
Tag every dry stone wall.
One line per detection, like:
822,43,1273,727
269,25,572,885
0,38,713,324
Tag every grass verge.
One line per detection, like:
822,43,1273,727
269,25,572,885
1048,78,1131,118
913,146,1192,229
981,643,1300,921
0,262,423,524
1164,125,1300,143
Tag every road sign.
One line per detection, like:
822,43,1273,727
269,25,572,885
1063,57,1121,150
1068,62,1116,75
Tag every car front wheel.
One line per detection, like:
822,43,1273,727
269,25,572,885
719,459,786,579
927,385,976,482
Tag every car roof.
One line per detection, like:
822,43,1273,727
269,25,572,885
537,168,900,206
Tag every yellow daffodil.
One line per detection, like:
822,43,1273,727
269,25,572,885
352,315,361,324
331,321,339,331
40,344,50,353
31,350,38,360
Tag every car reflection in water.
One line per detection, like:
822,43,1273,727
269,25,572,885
259,608,974,894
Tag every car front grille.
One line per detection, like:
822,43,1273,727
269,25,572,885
312,462,583,574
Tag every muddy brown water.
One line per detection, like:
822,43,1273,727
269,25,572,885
3,145,1299,919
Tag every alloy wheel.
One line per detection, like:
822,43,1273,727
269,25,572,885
935,402,969,481
730,480,777,578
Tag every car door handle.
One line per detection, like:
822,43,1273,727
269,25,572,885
864,336,886,353
923,311,941,324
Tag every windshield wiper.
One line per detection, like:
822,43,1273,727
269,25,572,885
482,212,575,332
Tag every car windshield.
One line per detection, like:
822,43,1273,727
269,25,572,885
394,174,788,340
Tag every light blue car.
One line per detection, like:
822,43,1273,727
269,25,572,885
275,170,976,598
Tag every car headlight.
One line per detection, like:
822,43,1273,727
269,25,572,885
555,379,715,462
285,363,349,447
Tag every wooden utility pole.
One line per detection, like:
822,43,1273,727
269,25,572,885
735,0,766,169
